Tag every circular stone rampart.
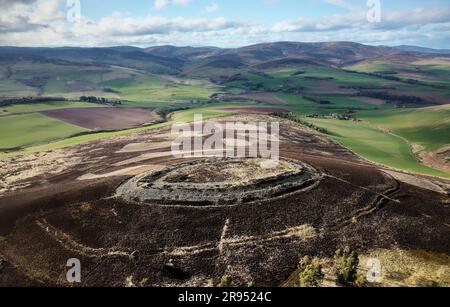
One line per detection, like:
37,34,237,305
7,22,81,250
117,158,321,206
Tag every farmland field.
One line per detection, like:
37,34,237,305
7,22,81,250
303,117,450,178
0,44,449,176
43,107,157,130
0,113,87,150
359,105,450,152
102,75,216,107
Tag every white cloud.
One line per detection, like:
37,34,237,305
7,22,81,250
0,1,449,48
154,0,192,10
72,14,240,37
272,6,450,33
205,2,219,13
324,0,361,12
0,0,65,33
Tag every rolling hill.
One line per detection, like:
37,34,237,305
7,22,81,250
0,41,449,177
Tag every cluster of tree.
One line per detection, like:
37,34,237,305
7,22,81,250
297,246,367,288
0,96,65,107
374,71,398,75
342,85,396,91
208,93,261,105
307,113,357,121
221,73,250,84
241,82,266,91
303,95,331,105
357,91,432,107
345,69,425,86
304,76,335,81
330,113,357,121
271,112,329,134
298,256,325,287
291,70,306,76
79,96,122,105
222,81,304,93
252,71,275,79
343,69,403,82
155,107,191,120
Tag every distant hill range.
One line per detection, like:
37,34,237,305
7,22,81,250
0,42,448,75
394,45,450,54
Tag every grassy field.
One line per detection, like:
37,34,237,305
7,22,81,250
0,113,87,150
359,105,450,152
171,106,238,123
267,66,387,87
274,91,450,177
303,117,450,178
0,79,38,97
274,93,389,115
345,60,450,89
102,75,216,107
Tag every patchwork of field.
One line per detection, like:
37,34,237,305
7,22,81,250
0,60,218,109
0,101,159,150
0,45,449,179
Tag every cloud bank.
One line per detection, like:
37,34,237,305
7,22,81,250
0,0,449,48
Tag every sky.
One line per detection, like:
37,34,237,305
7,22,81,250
0,0,449,48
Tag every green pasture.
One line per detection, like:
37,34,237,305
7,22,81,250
359,105,450,152
303,117,450,178
0,113,87,150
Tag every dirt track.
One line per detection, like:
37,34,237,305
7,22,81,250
0,115,449,287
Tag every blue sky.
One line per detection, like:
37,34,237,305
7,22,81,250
79,0,448,19
82,0,343,22
1,0,449,48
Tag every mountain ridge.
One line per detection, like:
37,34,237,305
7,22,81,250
1,42,448,75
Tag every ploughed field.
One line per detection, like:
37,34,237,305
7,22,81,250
42,107,156,130
0,115,448,287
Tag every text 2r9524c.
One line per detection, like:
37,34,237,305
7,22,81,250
222,291,272,303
